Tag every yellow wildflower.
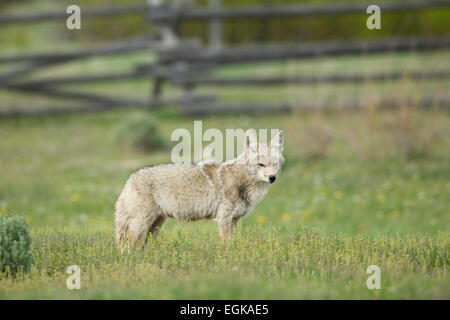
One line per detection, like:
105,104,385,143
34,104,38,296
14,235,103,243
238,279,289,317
334,191,343,199
281,212,292,222
390,210,399,218
256,215,266,224
70,193,79,202
301,209,311,222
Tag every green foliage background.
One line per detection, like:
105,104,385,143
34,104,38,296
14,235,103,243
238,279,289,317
1,0,449,46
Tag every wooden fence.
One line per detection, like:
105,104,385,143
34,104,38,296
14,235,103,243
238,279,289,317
0,0,450,117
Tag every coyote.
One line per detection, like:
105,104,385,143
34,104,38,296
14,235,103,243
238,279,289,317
115,129,284,252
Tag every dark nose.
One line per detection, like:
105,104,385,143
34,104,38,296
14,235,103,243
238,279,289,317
269,176,276,183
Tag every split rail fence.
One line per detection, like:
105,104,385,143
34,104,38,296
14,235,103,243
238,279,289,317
0,0,449,117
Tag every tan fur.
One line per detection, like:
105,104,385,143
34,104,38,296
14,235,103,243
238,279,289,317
114,130,284,252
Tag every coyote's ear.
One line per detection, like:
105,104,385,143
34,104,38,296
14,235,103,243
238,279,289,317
244,129,258,152
270,129,284,152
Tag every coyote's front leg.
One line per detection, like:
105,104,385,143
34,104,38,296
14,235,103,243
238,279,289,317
217,204,235,242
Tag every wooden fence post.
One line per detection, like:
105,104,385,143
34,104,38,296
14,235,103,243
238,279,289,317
209,0,222,50
147,0,182,46
147,0,185,104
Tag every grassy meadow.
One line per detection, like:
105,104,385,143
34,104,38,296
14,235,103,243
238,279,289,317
0,91,449,298
0,7,449,297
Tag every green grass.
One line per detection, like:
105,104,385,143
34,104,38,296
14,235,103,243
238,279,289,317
0,225,448,299
0,18,449,297
0,106,449,299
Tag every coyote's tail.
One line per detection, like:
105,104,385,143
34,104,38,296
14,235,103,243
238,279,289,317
115,210,129,254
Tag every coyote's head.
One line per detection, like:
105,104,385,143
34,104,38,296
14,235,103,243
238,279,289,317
241,129,284,184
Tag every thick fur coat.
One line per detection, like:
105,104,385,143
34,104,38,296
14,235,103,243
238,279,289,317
115,129,284,251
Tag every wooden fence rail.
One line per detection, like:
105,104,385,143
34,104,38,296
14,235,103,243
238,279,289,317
149,0,450,20
0,4,147,24
0,1,449,118
172,70,450,86
0,94,216,118
1,0,449,24
180,95,450,116
160,37,450,64
0,36,159,64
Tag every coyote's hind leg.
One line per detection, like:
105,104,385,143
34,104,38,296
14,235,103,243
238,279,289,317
143,215,166,246
126,212,161,249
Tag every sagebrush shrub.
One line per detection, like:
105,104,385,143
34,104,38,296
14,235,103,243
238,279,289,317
294,122,333,161
113,113,165,152
0,215,34,276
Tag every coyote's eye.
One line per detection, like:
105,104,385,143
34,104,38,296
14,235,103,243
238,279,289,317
258,163,265,167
